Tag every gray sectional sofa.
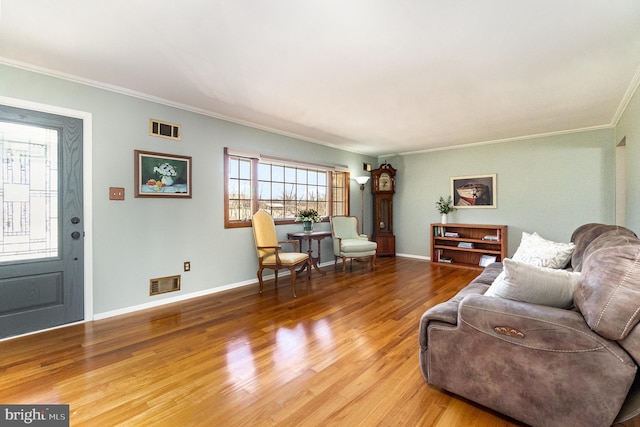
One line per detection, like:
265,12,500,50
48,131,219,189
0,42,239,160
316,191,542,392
419,223,640,427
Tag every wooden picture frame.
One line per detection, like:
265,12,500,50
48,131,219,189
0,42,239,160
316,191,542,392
451,174,496,208
134,150,192,198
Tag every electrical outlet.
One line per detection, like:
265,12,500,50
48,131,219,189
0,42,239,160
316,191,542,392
109,187,125,200
184,261,191,272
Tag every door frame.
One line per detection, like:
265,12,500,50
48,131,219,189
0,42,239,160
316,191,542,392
0,95,93,324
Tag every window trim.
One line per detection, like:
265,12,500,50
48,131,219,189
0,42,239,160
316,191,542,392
224,148,350,228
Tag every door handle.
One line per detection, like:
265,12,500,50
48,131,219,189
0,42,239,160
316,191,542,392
71,231,81,240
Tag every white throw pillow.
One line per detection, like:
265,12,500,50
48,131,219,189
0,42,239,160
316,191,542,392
485,258,581,309
511,231,575,269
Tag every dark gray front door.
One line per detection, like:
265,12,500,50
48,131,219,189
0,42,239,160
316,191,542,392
0,105,84,339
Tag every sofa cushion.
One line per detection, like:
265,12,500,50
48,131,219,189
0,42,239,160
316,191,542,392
575,243,640,340
570,223,637,272
485,258,580,309
512,231,575,269
338,238,377,254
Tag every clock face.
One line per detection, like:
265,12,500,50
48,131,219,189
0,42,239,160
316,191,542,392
380,172,392,191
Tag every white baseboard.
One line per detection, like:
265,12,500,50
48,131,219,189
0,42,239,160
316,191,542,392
396,253,430,261
94,260,337,320
94,278,259,320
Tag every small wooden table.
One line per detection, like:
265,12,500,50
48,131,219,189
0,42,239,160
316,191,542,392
287,231,332,277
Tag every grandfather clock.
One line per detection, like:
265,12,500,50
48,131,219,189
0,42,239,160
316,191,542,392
371,162,396,256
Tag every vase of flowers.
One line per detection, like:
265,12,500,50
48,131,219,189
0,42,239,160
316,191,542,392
154,162,178,187
295,209,321,232
436,196,456,224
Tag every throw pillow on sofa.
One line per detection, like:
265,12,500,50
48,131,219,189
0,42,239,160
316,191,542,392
485,258,581,309
512,231,575,269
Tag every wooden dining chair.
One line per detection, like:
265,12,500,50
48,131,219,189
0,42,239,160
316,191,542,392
252,210,310,297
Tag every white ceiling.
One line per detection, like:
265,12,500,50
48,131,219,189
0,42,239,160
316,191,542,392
1,1,640,157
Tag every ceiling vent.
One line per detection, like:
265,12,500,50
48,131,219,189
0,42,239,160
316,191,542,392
150,119,181,140
150,275,181,296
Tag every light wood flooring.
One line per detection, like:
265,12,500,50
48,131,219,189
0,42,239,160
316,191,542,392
1,257,638,426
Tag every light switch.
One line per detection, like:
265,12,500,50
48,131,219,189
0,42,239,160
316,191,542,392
109,187,125,200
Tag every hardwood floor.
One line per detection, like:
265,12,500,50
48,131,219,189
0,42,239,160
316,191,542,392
0,257,638,426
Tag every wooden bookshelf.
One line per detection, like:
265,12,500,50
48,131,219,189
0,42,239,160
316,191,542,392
431,223,508,270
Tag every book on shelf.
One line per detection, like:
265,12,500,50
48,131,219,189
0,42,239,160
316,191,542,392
482,228,502,241
479,255,497,267
444,232,460,238
457,242,474,249
434,249,452,263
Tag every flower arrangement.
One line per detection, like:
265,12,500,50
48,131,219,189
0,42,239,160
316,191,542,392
295,208,322,223
153,163,178,178
436,196,456,214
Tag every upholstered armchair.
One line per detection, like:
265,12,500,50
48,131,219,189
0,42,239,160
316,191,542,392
330,216,377,272
252,210,310,297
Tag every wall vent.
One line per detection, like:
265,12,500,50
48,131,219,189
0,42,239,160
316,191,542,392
150,119,181,140
150,275,181,296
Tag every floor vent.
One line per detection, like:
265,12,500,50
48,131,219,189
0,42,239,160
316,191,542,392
149,119,181,140
150,275,181,296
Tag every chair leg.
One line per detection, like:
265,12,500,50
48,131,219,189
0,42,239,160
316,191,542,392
289,266,297,298
342,256,347,273
370,254,376,270
257,268,265,294
274,269,279,283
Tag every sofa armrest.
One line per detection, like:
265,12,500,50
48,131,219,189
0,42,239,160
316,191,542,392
419,302,458,349
418,280,494,349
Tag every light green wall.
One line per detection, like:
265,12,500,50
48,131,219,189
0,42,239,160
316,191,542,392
0,64,376,315
1,63,636,317
617,84,640,233
387,128,617,258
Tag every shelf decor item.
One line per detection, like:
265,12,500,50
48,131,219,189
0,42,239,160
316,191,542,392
295,209,321,232
134,150,192,198
479,254,497,267
436,196,456,224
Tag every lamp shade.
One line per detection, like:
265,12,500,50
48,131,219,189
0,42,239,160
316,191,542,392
355,176,370,185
